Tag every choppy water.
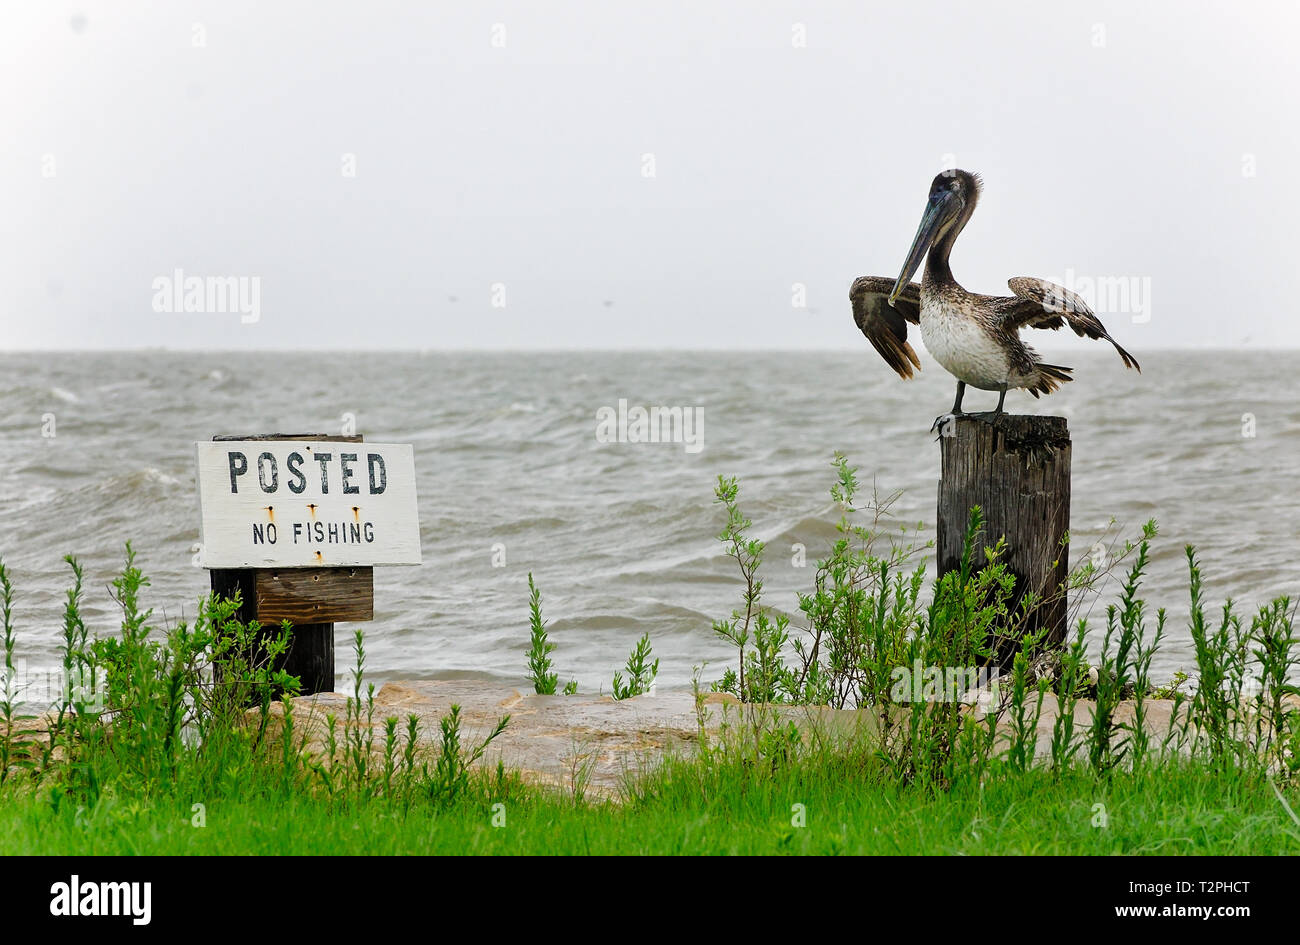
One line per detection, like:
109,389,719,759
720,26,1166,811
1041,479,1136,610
0,350,1296,693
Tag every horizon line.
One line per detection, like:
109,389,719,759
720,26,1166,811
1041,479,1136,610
1,345,1294,355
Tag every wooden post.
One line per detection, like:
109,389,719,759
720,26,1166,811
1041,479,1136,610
208,433,374,696
936,415,1071,666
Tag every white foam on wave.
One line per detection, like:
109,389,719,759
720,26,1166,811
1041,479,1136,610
142,467,181,487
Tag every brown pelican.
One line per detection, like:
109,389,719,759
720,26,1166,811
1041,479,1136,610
851,170,1139,426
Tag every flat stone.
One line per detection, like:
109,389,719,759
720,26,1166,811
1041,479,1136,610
275,681,725,795
269,681,1222,796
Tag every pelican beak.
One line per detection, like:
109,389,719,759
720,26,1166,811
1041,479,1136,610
889,189,959,306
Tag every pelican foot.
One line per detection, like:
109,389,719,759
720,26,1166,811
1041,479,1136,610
966,410,1006,425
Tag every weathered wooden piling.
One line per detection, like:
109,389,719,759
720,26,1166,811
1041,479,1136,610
207,433,374,696
936,415,1071,665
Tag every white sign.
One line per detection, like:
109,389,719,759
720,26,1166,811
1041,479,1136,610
195,441,422,568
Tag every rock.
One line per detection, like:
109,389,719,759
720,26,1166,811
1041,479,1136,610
273,681,721,796
263,681,1221,792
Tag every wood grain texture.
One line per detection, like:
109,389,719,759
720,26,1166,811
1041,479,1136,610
936,415,1071,666
210,567,342,696
206,433,367,697
253,567,373,623
195,437,421,568
278,623,335,697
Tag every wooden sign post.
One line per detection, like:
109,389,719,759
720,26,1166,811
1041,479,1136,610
936,415,1070,667
195,433,421,695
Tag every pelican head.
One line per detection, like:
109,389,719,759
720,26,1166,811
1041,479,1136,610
888,169,981,305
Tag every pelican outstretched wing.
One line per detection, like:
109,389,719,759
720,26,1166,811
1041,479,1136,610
999,277,1141,372
850,276,922,379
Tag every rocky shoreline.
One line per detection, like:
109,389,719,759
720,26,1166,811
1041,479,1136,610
271,680,1202,795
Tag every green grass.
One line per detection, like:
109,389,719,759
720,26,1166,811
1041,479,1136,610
0,755,1295,855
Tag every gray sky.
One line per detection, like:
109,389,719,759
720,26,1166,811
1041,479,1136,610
3,0,1297,351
